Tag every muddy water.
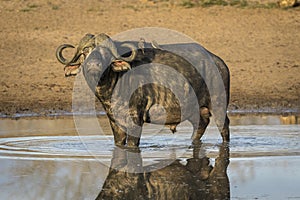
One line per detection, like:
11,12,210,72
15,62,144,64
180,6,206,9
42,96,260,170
0,115,299,199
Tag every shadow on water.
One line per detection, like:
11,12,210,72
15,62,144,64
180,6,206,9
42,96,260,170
97,142,230,200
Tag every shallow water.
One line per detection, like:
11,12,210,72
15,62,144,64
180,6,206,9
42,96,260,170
0,115,299,199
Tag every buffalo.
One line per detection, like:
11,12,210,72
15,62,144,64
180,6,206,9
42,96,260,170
56,33,230,147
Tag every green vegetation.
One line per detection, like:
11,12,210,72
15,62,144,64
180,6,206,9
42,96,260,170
20,4,39,12
51,5,60,10
47,2,60,10
181,0,228,7
19,2,61,12
155,0,282,8
122,4,141,11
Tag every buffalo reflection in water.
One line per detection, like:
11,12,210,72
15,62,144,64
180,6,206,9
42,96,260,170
96,142,230,200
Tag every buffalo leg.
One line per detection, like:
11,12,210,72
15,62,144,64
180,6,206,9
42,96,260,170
109,121,127,146
191,107,210,141
126,112,144,147
192,116,210,141
220,115,230,142
213,109,230,142
127,125,143,147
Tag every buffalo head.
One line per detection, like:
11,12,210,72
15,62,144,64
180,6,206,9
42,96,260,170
56,33,137,76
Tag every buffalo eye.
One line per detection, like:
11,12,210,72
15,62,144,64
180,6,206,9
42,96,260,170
83,47,91,55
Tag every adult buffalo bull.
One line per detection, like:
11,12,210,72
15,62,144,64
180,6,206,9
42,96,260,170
56,33,230,147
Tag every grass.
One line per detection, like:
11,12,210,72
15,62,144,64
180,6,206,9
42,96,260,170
181,0,229,7
20,2,61,12
47,2,60,10
51,5,60,10
158,0,282,8
122,4,143,11
20,4,39,12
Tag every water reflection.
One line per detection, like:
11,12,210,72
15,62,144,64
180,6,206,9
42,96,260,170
0,159,107,200
0,115,299,199
229,114,300,126
280,115,300,125
97,142,230,200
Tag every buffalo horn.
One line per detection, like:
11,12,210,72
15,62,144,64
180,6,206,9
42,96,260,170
119,43,137,62
56,44,75,65
96,34,137,62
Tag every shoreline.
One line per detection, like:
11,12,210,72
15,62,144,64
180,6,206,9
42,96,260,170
1,107,299,119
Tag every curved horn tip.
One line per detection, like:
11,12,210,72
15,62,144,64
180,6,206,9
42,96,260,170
119,43,137,62
56,44,75,64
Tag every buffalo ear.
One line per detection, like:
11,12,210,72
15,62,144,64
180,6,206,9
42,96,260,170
111,60,131,72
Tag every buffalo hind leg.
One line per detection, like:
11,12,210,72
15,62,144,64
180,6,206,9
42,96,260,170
192,107,211,141
214,110,230,142
220,115,230,142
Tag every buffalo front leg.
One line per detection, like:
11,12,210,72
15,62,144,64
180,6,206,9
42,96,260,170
109,120,127,146
126,125,143,148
